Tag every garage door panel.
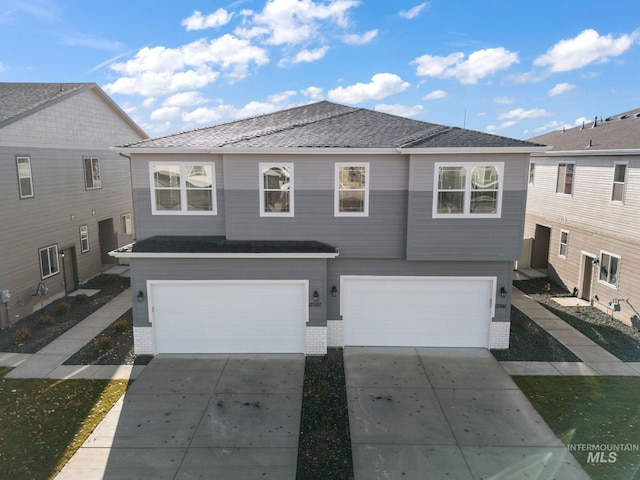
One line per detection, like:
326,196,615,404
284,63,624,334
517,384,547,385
342,277,493,348
150,281,306,354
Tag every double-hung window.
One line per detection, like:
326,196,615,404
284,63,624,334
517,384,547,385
599,252,621,288
433,163,503,218
611,163,627,203
121,213,132,234
84,157,102,189
556,162,574,195
151,163,216,214
335,163,369,216
17,156,34,198
260,163,293,216
528,161,535,185
39,245,59,279
80,225,90,253
558,230,569,258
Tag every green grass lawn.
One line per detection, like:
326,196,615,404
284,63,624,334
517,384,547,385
514,376,640,480
0,367,128,480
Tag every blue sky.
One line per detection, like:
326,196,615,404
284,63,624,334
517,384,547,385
1,0,639,139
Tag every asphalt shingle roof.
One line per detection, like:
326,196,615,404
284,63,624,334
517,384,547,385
123,101,542,150
0,83,92,128
529,108,640,151
130,236,338,254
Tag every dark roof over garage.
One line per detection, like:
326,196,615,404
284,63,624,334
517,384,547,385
124,236,338,255
121,101,544,150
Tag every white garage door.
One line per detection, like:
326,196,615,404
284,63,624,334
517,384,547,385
342,276,495,348
149,280,307,354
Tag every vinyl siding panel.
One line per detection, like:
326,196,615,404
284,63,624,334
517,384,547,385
130,258,326,327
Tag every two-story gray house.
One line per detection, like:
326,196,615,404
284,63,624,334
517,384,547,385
0,83,147,327
112,101,545,355
525,109,640,328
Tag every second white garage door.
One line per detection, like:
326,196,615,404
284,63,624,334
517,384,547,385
149,280,307,354
341,276,495,348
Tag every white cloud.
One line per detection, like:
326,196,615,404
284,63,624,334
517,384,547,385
533,120,566,133
494,96,514,105
498,108,552,120
327,73,410,103
239,0,360,46
105,35,269,96
574,116,590,126
374,104,424,117
301,86,324,100
182,105,232,124
150,106,182,121
267,90,297,104
342,29,378,45
280,46,329,66
399,2,428,19
534,28,640,72
548,82,575,96
412,47,518,84
423,89,446,100
486,121,516,133
182,9,233,31
163,91,208,107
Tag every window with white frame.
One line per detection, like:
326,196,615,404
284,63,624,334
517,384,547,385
335,163,369,216
39,245,59,279
17,156,34,198
150,163,216,214
611,163,627,203
528,161,535,185
260,163,293,216
599,252,621,288
433,163,503,218
559,230,569,258
556,162,574,195
121,213,132,234
80,225,89,253
83,157,102,189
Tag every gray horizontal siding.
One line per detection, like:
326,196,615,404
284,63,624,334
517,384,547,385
131,257,327,327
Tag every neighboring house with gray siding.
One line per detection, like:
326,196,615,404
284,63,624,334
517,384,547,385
112,101,545,355
0,83,147,327
525,108,640,328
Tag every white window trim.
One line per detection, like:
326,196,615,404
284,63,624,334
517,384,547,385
334,162,370,217
17,156,34,198
259,163,294,217
80,225,90,253
611,161,628,204
121,213,132,234
528,161,535,186
558,229,569,258
150,162,217,215
39,245,59,279
598,250,621,289
432,162,504,218
555,162,575,196
83,157,102,190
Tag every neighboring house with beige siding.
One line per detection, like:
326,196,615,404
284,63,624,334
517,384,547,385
525,109,640,328
0,83,147,327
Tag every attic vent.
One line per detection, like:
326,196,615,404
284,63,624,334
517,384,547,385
618,114,628,120
605,117,612,122
635,112,640,118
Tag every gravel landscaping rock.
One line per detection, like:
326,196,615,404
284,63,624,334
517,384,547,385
0,275,130,354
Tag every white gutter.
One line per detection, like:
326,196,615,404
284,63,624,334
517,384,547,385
109,245,339,259
532,148,640,157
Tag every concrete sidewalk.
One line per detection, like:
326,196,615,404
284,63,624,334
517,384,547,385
1,289,144,380
501,287,640,376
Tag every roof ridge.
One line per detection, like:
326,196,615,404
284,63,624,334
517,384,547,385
397,125,453,148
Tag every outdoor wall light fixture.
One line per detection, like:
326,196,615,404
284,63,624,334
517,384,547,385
500,286,507,298
137,290,144,302
309,290,322,307
331,285,338,297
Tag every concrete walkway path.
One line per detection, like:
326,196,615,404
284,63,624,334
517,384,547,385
502,287,640,376
1,289,143,380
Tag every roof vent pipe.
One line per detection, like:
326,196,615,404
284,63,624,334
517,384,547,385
591,116,597,128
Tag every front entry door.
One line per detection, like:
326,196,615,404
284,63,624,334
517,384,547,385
61,245,79,294
581,255,594,302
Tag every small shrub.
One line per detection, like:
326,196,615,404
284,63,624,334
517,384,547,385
13,327,32,344
55,302,72,315
113,319,130,334
74,293,89,303
38,315,55,326
95,336,115,351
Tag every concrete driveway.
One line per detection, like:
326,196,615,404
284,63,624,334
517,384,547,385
56,354,304,480
345,347,589,479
